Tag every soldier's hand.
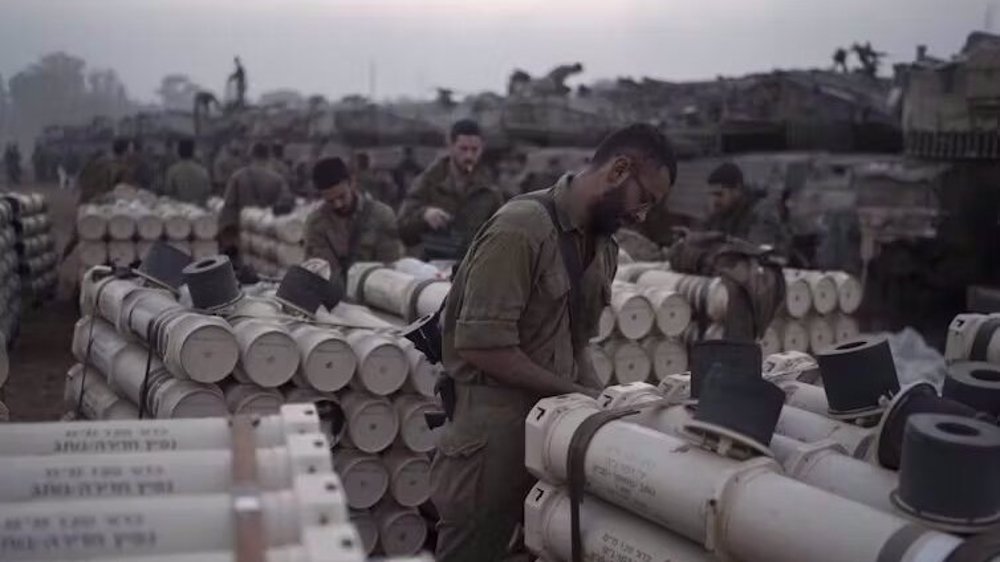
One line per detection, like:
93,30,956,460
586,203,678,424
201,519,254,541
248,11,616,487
423,207,452,230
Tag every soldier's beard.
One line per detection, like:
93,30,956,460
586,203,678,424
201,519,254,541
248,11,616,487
590,184,632,237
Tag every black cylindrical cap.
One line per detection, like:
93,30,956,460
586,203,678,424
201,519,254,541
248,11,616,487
137,241,193,291
182,255,241,310
893,414,1000,530
689,340,762,399
693,371,785,447
276,265,344,316
817,336,899,415
943,362,1000,418
877,383,987,470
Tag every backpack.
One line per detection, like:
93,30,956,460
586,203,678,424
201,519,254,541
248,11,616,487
666,231,786,341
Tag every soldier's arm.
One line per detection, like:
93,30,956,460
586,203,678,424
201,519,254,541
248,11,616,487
396,175,432,246
455,228,598,398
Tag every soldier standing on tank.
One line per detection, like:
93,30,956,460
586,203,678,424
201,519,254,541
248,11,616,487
431,123,677,561
397,119,502,261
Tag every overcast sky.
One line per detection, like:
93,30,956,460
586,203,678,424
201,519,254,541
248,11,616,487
0,0,994,102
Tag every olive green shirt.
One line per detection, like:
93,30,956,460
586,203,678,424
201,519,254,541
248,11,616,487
442,175,617,389
164,159,212,205
303,193,402,279
218,163,291,245
397,156,502,252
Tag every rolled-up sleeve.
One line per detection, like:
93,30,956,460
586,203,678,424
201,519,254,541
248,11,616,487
454,227,535,350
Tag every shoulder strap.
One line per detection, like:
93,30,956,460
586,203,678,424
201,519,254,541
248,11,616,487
517,190,585,353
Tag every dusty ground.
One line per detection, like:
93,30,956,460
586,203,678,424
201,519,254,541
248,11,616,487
3,182,79,421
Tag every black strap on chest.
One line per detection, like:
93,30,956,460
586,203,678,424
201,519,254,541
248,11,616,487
515,190,585,353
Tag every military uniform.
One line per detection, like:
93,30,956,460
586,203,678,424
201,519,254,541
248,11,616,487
397,156,502,259
164,160,212,205
432,176,616,562
218,164,291,250
303,193,402,279
704,193,791,255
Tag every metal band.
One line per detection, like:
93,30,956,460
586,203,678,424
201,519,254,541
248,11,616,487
567,407,639,562
407,278,443,322
877,524,927,562
231,415,265,562
971,318,1000,362
354,265,381,307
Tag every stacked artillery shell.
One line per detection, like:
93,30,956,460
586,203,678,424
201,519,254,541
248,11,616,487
239,203,318,277
0,404,384,562
3,192,56,303
75,192,220,277
777,269,863,354
523,395,966,562
588,279,691,386
0,198,22,348
615,263,863,357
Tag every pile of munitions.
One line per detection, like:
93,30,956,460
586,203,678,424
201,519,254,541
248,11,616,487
4,192,57,303
238,203,319,278
68,245,442,557
0,403,433,562
0,196,23,348
607,262,863,386
525,332,1000,562
75,188,221,276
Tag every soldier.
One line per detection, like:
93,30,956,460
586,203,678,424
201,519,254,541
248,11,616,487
3,144,21,186
77,137,130,204
392,146,422,200
397,119,502,260
270,142,295,188
212,141,244,194
163,138,212,205
217,142,292,258
702,162,790,255
121,138,156,190
833,47,849,73
432,123,676,561
353,151,400,210
304,157,401,280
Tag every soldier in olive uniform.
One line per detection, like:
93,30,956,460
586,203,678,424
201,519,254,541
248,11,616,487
163,138,212,205
218,142,292,256
213,141,245,194
397,119,502,260
304,157,402,280
432,124,677,561
703,162,791,255
77,137,130,204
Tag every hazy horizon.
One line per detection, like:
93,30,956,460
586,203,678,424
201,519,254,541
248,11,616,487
1,0,996,103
